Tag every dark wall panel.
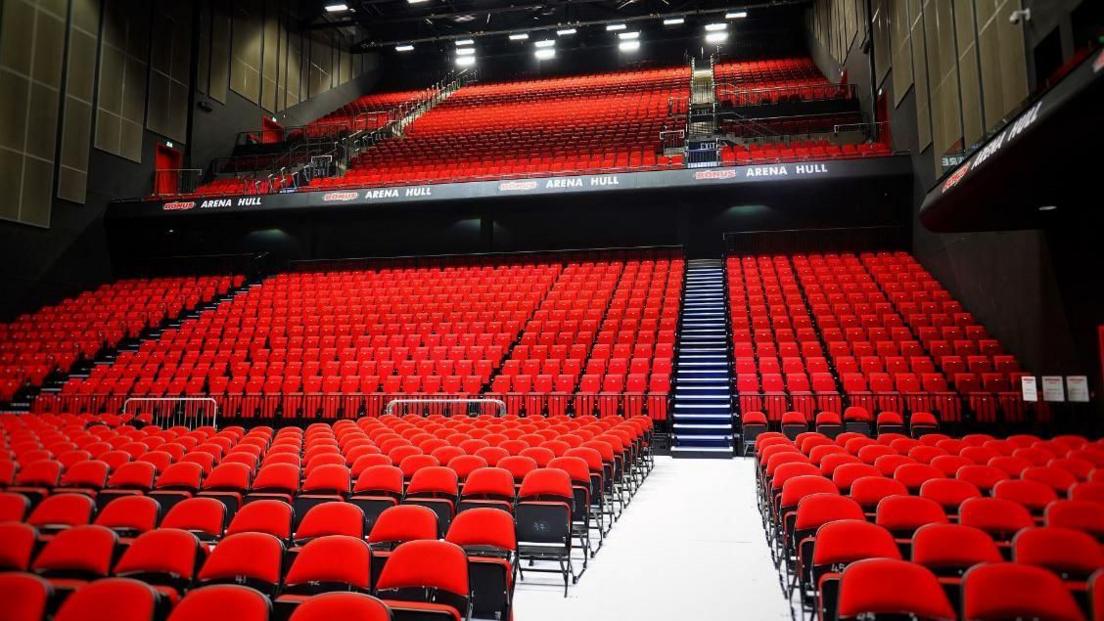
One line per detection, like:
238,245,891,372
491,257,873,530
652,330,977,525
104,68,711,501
815,0,1104,414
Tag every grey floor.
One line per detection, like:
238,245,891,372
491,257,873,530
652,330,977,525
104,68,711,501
510,456,792,620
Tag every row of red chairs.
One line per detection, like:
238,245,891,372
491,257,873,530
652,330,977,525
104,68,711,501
328,67,688,186
719,140,891,165
730,252,1028,427
757,429,1104,620
45,254,681,420
1,410,654,613
1,276,242,403
501,259,680,420
0,536,493,621
56,263,557,412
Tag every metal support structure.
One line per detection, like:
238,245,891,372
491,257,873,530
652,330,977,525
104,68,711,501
385,397,507,418
122,397,218,430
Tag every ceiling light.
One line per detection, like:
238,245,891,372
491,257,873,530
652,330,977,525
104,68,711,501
663,17,685,25
534,39,556,48
407,0,429,4
556,28,577,36
606,23,626,31
509,33,529,40
618,31,639,40
705,23,727,31
618,40,640,52
324,3,348,12
456,47,475,55
726,11,748,19
535,49,556,60
455,55,476,67
1038,205,1058,211
395,44,414,52
455,39,474,46
705,31,729,43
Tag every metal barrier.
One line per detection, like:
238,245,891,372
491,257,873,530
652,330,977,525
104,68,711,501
385,398,507,418
36,391,666,421
122,397,218,430
659,129,686,152
731,391,1054,428
715,83,856,107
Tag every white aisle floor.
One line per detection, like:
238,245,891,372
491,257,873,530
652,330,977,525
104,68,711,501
512,456,792,621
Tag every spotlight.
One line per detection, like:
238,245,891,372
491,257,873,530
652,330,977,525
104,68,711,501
455,55,476,67
556,28,577,36
606,23,626,31
705,31,729,44
324,3,348,12
456,47,475,55
535,48,555,60
618,31,639,40
395,44,414,52
1038,205,1058,211
726,11,748,19
663,17,685,25
509,33,529,40
455,39,474,46
618,40,640,52
705,23,727,31
535,39,556,48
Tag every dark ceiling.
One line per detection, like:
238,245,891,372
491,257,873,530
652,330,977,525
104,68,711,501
303,0,810,51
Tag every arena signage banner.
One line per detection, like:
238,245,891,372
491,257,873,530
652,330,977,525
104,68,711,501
920,47,1104,225
108,157,909,219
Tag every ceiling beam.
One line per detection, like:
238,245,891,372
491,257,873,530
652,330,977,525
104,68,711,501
352,1,806,48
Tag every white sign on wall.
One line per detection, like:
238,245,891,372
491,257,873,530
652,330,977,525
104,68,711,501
1041,376,1066,402
1066,376,1090,403
1020,375,1038,402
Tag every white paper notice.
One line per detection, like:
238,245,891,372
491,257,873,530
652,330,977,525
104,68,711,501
1066,376,1089,403
1020,376,1038,402
1041,376,1066,402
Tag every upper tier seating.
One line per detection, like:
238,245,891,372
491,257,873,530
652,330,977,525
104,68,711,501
301,89,433,139
729,251,1028,430
713,57,848,106
47,253,679,422
309,67,689,188
185,59,893,199
188,90,432,198
0,276,243,404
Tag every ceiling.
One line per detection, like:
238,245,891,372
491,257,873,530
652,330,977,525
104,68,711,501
304,0,810,51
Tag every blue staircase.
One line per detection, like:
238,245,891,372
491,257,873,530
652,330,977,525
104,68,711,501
671,259,734,457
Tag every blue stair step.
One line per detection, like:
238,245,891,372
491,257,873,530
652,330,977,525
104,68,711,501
672,259,733,458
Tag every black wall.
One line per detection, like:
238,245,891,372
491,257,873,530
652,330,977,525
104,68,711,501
106,172,910,273
0,33,381,322
189,61,381,173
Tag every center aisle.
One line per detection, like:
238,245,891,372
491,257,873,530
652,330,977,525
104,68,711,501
512,456,791,620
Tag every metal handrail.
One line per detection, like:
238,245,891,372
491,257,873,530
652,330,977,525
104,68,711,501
36,391,666,420
122,397,218,430
729,390,1049,427
832,121,889,139
715,83,856,106
385,397,507,417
